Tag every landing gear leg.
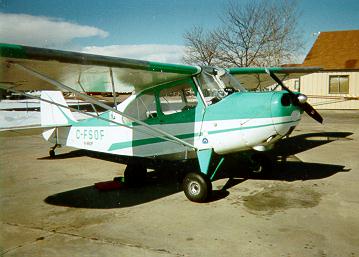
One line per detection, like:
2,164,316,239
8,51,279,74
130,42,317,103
124,163,147,187
182,149,224,202
49,144,59,158
249,153,272,178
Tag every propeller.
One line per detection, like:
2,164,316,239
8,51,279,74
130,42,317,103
266,70,323,124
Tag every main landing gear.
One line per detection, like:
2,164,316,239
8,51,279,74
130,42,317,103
182,172,212,203
122,151,272,203
248,153,272,178
124,163,147,187
182,149,223,203
182,152,273,202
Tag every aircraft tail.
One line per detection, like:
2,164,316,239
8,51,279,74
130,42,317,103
41,91,77,127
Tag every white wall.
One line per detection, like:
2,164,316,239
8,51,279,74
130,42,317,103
300,71,359,109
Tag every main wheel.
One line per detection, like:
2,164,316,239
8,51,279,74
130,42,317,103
124,163,147,187
249,153,272,178
182,172,212,203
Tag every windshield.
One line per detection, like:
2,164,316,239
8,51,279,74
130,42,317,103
198,67,247,105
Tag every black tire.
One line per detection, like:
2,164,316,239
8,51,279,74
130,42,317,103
49,149,55,158
124,164,147,187
182,172,212,203
249,153,272,178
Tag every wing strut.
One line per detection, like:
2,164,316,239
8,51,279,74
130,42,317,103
77,73,99,116
10,62,197,150
109,67,118,109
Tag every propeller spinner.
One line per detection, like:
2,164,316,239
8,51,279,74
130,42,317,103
266,70,323,124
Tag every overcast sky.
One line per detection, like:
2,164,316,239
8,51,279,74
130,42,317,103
1,0,359,64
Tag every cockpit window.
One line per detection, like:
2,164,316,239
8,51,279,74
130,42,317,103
221,73,247,92
122,93,157,123
198,68,247,105
159,82,198,115
198,71,226,105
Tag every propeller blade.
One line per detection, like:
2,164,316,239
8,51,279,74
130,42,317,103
265,69,295,96
266,69,323,124
301,102,324,124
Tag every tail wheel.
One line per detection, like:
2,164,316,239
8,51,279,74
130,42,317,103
183,172,212,203
124,164,147,187
49,149,55,158
49,144,59,158
249,153,272,178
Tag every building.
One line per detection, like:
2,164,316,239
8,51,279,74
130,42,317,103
298,30,359,109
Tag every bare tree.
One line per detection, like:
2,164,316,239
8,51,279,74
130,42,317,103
182,26,221,66
183,0,303,67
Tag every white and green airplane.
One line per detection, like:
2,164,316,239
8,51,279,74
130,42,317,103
0,43,322,202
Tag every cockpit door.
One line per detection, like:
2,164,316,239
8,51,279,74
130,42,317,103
156,79,206,149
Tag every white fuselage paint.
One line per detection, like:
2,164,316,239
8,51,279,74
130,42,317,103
44,114,301,160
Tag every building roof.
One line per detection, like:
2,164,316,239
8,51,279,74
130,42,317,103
302,30,359,70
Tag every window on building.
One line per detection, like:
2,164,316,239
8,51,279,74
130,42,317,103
329,75,349,94
294,79,300,91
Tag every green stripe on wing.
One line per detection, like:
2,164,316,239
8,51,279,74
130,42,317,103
228,66,321,90
228,67,321,74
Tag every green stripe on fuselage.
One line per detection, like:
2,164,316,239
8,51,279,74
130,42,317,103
208,118,300,135
108,132,198,151
107,119,300,151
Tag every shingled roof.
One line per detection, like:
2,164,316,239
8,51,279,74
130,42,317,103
302,30,359,70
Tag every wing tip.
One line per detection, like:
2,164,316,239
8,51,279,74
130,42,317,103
0,43,27,59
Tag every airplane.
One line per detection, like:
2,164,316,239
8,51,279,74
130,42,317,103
0,43,323,202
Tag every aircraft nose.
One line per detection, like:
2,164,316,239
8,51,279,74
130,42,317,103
271,92,302,136
297,94,307,104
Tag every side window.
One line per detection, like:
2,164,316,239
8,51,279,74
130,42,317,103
123,93,157,123
159,82,198,115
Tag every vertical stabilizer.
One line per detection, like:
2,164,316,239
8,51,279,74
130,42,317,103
41,91,76,127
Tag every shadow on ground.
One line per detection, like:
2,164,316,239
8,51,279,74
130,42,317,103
271,131,353,159
45,172,181,209
44,131,352,209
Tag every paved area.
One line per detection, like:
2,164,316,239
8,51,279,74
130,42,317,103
1,110,359,257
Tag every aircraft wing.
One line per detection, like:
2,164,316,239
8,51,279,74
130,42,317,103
228,67,322,90
0,43,200,93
